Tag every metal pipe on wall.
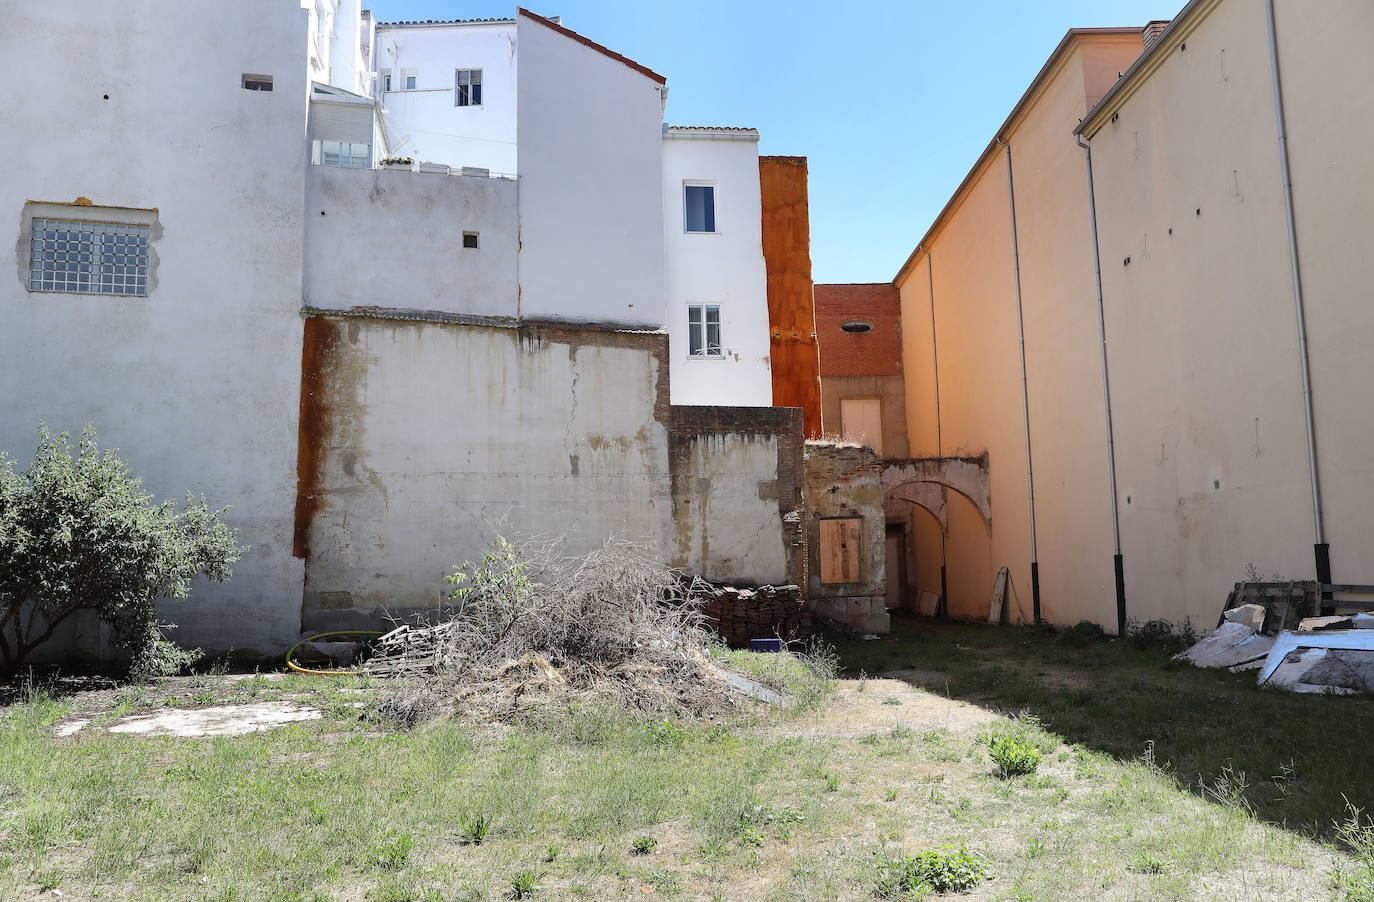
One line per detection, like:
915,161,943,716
924,246,949,616
1076,134,1127,636
1265,0,1329,588
996,137,1041,624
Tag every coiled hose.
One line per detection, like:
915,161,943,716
284,630,384,676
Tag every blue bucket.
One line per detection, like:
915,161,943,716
750,638,783,653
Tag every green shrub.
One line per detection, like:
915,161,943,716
987,733,1042,778
457,811,494,845
1059,620,1105,646
630,835,658,855
0,424,242,678
509,869,542,898
876,846,992,896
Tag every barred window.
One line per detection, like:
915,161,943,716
29,218,149,296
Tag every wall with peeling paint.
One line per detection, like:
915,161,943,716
305,166,518,317
0,0,310,657
298,315,675,628
804,442,888,632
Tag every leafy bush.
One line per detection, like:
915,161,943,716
630,835,658,855
0,425,242,678
876,846,992,896
987,733,1042,778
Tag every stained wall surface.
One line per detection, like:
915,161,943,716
760,157,822,437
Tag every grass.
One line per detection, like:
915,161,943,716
0,626,1367,900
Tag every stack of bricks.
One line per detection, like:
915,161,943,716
695,584,811,648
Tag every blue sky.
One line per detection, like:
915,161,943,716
367,1,1172,283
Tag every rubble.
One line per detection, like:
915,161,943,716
1177,617,1273,670
695,583,810,648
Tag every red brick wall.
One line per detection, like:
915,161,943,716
814,283,903,378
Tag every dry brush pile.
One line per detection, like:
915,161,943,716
364,535,747,724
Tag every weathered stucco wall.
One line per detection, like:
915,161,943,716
804,442,887,632
760,156,822,437
0,1,310,656
297,315,674,630
297,315,802,632
668,406,806,588
305,166,518,318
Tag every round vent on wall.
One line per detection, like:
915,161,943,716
840,321,873,334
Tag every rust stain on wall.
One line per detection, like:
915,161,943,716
759,156,823,438
293,315,340,559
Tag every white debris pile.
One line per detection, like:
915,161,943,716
1178,602,1374,693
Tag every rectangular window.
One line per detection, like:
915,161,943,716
684,184,716,233
462,231,480,249
380,68,392,92
241,73,273,91
29,218,150,296
455,69,482,106
819,518,864,584
686,303,722,358
403,69,417,90
312,140,371,168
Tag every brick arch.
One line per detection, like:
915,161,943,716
882,457,991,530
885,481,947,530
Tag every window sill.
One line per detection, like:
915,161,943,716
685,355,727,361
683,230,721,236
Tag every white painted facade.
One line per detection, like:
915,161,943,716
662,128,774,406
373,20,518,174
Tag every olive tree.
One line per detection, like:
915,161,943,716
0,425,243,679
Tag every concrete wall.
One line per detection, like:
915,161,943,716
760,157,823,437
667,407,806,587
1081,0,1374,625
0,0,310,655
516,11,666,328
894,32,1143,626
305,165,518,317
373,21,518,174
804,442,888,632
663,131,773,407
297,316,674,629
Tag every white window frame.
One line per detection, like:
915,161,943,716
312,140,371,169
380,68,392,92
686,303,723,359
454,68,482,107
683,181,718,234
402,68,418,91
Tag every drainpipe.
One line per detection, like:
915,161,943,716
996,137,1041,625
925,246,948,616
1076,134,1127,636
1265,0,1329,594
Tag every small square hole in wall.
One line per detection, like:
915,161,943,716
462,231,480,249
242,74,273,91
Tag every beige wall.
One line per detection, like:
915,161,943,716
822,375,910,459
895,34,1144,626
1084,0,1374,625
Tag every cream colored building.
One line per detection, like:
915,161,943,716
1077,0,1374,628
893,28,1145,625
888,0,1374,632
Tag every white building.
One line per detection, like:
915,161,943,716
0,1,817,658
366,10,775,405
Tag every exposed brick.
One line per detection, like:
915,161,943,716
814,283,903,378
695,584,812,648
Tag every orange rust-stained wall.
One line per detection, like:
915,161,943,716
760,156,822,438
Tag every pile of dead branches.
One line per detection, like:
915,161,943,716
365,535,741,723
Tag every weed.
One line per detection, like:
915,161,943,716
1058,620,1105,647
457,811,495,845
371,831,416,871
884,789,899,802
647,719,691,745
822,772,841,792
542,844,560,863
876,846,992,896
509,869,543,898
987,733,1042,778
1129,854,1169,875
882,697,903,706
630,835,658,855
1332,802,1374,901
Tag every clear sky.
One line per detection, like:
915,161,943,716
366,1,1172,283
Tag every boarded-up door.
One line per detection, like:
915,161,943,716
820,518,863,584
840,398,883,457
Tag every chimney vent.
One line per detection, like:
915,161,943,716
1142,20,1170,50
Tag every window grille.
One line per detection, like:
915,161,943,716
29,218,149,296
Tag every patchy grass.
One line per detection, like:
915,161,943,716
828,616,1374,838
0,633,1362,900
